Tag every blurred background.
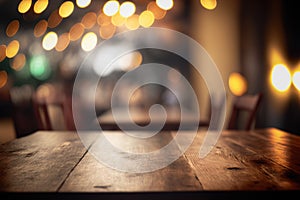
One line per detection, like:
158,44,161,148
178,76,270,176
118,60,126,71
0,0,299,143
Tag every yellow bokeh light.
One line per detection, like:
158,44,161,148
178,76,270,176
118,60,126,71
6,40,20,58
11,53,26,71
42,32,58,51
6,20,20,37
34,0,49,14
81,32,97,52
156,0,173,10
81,12,97,29
69,23,85,41
200,0,217,10
120,1,136,18
97,13,111,26
103,0,119,16
111,12,126,26
0,71,8,89
292,72,300,91
228,72,248,96
76,0,91,8
99,24,116,39
59,1,74,18
18,0,32,14
55,33,70,52
125,14,140,30
147,1,166,20
48,9,63,28
34,20,48,37
139,11,155,28
271,64,291,92
0,45,6,62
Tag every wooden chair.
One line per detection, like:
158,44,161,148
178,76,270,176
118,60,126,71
32,93,75,131
227,93,263,130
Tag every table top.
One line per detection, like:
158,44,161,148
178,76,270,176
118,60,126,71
97,106,210,130
1,127,300,199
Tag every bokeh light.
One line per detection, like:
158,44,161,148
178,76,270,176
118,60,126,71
99,23,116,39
59,1,74,18
0,45,6,62
69,23,85,41
18,0,32,14
29,55,51,80
81,12,97,29
6,40,20,58
147,1,166,20
33,0,49,14
271,64,291,92
81,32,97,52
103,0,120,16
200,0,217,10
139,10,155,28
111,12,126,26
6,20,20,37
42,32,58,51
228,72,248,96
76,0,91,8
292,71,300,91
48,9,63,28
125,14,140,30
55,33,70,52
11,53,26,71
97,13,111,26
156,0,174,10
119,1,136,18
0,71,8,89
34,20,48,37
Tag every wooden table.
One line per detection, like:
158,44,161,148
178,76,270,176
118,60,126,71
97,106,210,130
1,128,300,199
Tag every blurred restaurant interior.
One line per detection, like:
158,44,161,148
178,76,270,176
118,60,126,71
0,0,299,143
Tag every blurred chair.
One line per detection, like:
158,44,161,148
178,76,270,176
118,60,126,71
9,85,39,138
227,93,263,130
32,85,75,131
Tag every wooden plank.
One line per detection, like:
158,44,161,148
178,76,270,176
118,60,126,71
180,129,300,190
0,131,97,192
60,131,202,192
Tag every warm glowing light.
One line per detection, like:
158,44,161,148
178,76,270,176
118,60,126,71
48,9,63,28
125,14,140,30
6,20,20,37
99,24,116,39
34,0,49,14
139,11,155,28
0,45,6,62
76,0,91,8
59,1,74,18
200,0,217,10
42,32,58,51
228,72,248,96
81,12,97,29
6,40,20,58
117,51,143,71
147,1,166,20
293,72,300,91
30,55,51,80
103,0,120,16
11,53,26,71
81,32,97,52
0,71,8,89
111,12,126,26
55,33,70,52
120,1,136,18
156,0,173,10
271,64,291,92
18,0,32,14
34,20,48,37
69,23,85,41
97,13,111,26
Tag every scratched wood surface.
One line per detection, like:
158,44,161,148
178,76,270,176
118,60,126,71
0,128,300,194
